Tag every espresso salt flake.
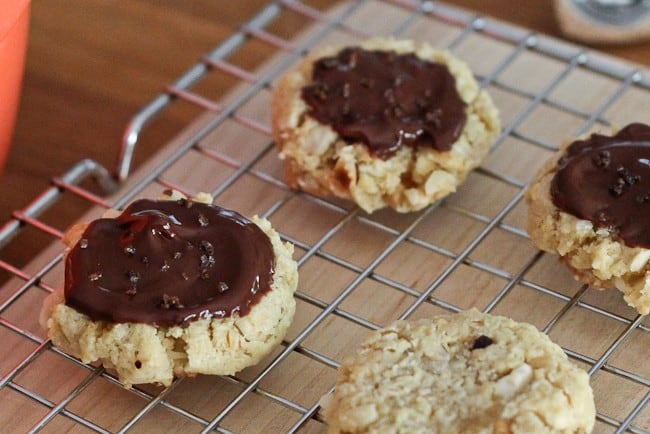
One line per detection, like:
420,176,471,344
199,240,214,255
127,270,140,282
200,254,215,269
636,193,650,204
198,213,209,227
593,150,611,168
160,293,183,309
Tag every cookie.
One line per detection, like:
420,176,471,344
40,190,298,387
271,37,500,213
321,309,595,434
526,123,650,315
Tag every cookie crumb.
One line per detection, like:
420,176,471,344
178,198,193,208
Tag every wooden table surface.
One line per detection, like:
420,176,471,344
2,0,649,267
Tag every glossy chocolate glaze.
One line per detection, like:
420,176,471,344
64,199,275,326
301,47,467,159
551,123,650,248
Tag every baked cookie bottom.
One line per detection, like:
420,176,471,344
271,37,501,213
321,309,595,434
526,145,650,315
40,195,298,388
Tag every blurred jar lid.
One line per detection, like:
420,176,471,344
554,0,650,44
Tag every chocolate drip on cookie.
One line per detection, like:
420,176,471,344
65,199,275,326
301,47,467,159
551,123,650,248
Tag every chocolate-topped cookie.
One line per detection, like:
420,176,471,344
301,47,467,158
41,191,298,387
272,37,500,213
526,123,650,314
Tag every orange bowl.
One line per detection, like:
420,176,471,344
0,0,30,176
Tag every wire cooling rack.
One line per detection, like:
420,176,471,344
1,0,649,432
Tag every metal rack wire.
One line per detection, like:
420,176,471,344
1,0,649,432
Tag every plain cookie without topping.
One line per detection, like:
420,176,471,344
321,309,595,434
40,191,298,387
271,37,501,213
526,123,650,315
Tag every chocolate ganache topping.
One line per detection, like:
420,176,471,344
301,47,467,159
64,199,275,326
551,123,650,248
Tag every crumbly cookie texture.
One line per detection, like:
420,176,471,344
526,140,650,315
321,309,595,434
271,37,501,213
40,192,298,388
